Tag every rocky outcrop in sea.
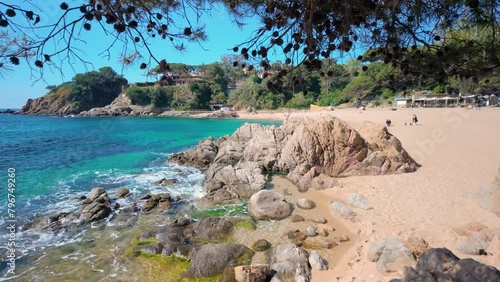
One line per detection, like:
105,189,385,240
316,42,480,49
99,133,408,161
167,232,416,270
19,95,80,115
169,116,420,205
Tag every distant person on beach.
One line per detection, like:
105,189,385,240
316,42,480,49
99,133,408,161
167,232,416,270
412,114,418,125
386,119,392,127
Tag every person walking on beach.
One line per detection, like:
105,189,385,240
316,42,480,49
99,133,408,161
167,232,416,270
386,119,392,127
412,114,418,125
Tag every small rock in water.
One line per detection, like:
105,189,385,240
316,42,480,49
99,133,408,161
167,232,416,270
154,178,179,186
297,198,316,209
113,202,120,210
114,187,130,198
306,226,318,237
77,195,86,200
172,168,182,173
140,194,152,200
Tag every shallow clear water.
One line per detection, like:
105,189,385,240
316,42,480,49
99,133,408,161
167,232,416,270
0,114,280,279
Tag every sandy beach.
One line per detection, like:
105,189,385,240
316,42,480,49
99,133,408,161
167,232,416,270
236,107,500,281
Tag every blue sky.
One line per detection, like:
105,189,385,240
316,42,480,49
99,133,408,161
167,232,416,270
0,1,262,108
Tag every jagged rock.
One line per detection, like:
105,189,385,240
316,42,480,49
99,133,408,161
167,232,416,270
347,193,373,210
114,187,130,198
204,162,268,204
400,248,500,281
309,251,329,270
248,190,292,220
87,187,109,202
403,235,429,258
80,202,111,222
234,264,270,282
19,96,79,115
368,237,416,274
141,193,172,212
297,198,316,210
287,230,308,246
153,178,178,186
329,201,357,219
188,243,254,278
169,137,225,169
269,243,311,282
252,239,271,252
79,188,112,223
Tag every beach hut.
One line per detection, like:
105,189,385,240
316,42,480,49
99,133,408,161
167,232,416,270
393,97,412,107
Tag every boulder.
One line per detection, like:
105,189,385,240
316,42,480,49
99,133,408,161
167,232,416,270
367,237,416,274
403,235,429,258
269,243,311,282
329,201,357,219
114,187,130,198
204,162,268,204
252,239,271,252
248,190,292,220
400,248,500,281
141,193,172,212
80,202,111,222
457,233,488,255
188,243,254,278
79,187,112,223
347,193,373,210
87,187,109,202
308,251,328,270
185,217,234,242
305,226,317,237
296,198,316,210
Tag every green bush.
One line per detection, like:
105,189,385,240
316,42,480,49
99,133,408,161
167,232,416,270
149,86,173,108
126,85,151,105
285,92,314,109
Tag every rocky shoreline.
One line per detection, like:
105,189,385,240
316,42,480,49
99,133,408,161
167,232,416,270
17,92,240,118
8,115,500,281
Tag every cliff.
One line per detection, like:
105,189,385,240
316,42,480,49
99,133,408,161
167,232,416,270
19,85,79,115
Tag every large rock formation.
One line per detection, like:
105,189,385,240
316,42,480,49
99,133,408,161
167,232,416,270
393,248,500,282
169,116,419,205
19,95,80,115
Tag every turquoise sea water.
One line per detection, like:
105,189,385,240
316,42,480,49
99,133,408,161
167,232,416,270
0,114,279,259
